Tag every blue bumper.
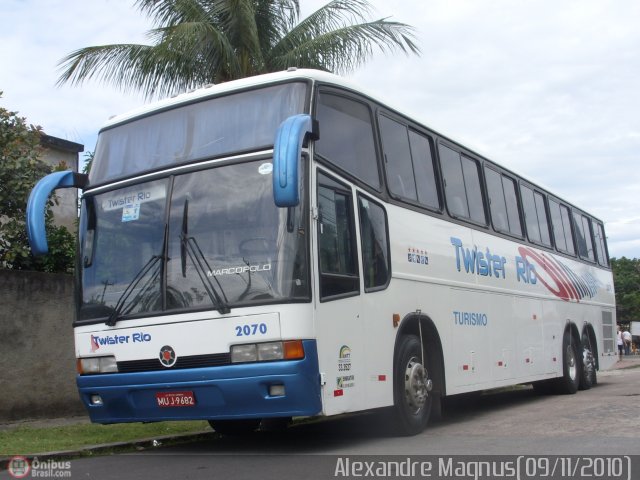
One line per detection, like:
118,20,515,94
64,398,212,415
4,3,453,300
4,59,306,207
77,340,321,424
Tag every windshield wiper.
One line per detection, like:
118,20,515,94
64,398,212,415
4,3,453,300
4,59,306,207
105,254,162,327
180,200,231,315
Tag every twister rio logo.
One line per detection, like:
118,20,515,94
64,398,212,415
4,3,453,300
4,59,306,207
517,247,598,302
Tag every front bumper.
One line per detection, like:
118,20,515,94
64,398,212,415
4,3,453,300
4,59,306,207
77,340,321,423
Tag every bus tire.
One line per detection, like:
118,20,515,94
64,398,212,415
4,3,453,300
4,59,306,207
579,341,596,390
554,331,580,394
393,335,433,436
209,418,261,435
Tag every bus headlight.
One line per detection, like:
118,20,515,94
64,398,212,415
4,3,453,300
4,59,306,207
257,342,283,361
77,356,118,374
231,340,304,363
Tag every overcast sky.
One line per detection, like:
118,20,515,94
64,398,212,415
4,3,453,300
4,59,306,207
1,0,638,258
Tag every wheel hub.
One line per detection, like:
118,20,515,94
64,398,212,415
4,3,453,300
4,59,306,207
404,357,431,413
566,345,577,380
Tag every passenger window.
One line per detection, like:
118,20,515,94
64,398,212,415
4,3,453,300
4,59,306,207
461,156,486,224
316,92,380,189
559,205,576,255
486,168,508,232
379,115,417,201
358,195,390,290
408,130,440,210
317,173,360,299
573,212,595,262
485,167,522,236
594,221,609,267
379,116,440,210
521,185,540,241
535,192,551,246
521,185,551,246
439,144,486,224
440,145,467,217
549,199,576,255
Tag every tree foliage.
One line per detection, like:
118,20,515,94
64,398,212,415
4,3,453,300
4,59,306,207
57,0,420,99
610,257,640,324
0,92,75,273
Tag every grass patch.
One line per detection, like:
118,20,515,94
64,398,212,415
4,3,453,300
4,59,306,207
0,420,210,456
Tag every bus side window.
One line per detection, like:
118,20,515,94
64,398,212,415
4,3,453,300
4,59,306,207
378,113,440,211
439,143,486,225
315,91,380,190
549,199,576,255
594,221,609,267
358,195,390,291
573,211,596,262
317,172,360,299
485,167,522,237
521,184,551,247
379,114,417,201
408,130,440,210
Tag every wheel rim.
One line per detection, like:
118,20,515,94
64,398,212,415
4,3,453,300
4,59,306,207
583,348,594,378
566,345,577,381
404,356,432,414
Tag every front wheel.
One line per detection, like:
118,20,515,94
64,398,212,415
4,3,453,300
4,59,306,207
392,335,433,435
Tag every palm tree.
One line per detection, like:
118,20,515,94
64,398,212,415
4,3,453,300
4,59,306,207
57,0,420,99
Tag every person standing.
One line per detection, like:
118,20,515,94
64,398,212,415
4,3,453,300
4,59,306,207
622,329,632,355
617,326,624,356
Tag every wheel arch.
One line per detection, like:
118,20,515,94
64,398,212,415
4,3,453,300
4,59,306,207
395,312,446,397
564,321,582,347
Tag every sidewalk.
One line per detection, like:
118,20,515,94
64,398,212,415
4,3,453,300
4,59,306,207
611,354,640,369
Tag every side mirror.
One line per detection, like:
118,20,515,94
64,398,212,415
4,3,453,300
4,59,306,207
272,114,318,207
26,170,89,255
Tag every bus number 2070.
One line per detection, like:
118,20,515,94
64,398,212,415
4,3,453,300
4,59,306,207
235,323,268,336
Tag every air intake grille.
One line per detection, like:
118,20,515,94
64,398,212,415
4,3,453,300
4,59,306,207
602,310,614,354
117,352,231,373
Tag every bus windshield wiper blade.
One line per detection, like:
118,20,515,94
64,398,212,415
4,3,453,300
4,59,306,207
105,254,162,327
180,199,231,315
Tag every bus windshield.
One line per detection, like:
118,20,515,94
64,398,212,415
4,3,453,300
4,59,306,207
79,159,309,322
90,81,308,184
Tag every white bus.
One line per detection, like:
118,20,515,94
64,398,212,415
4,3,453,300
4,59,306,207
27,69,617,435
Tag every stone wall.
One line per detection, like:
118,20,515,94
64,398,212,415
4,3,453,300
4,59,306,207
0,270,85,421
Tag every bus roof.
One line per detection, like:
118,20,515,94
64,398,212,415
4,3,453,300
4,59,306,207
100,68,357,130
98,68,597,221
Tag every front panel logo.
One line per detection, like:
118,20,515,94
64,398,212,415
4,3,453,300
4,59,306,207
91,335,100,352
90,332,152,351
159,345,177,367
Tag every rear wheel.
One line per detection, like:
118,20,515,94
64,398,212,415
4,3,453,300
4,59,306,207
393,335,433,435
579,334,597,390
554,331,580,394
208,418,261,436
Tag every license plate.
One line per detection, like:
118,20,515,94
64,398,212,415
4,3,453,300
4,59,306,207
156,391,196,408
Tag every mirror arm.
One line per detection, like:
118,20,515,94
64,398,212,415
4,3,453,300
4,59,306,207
272,114,319,207
26,171,89,255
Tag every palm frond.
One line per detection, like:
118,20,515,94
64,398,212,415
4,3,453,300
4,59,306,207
56,22,237,100
135,0,209,27
270,18,419,74
56,0,421,96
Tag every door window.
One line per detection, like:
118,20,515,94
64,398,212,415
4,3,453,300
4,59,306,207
317,173,360,299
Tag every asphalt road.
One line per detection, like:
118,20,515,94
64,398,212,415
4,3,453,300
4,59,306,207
4,366,640,479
